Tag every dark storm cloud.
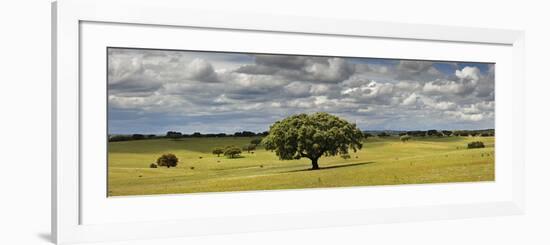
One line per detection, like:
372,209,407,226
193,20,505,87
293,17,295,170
108,48,495,134
236,54,356,83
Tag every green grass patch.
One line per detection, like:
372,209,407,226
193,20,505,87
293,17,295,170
108,136,495,196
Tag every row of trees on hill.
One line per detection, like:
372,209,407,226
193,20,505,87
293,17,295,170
109,134,157,142
212,138,263,158
110,128,494,142
108,131,270,142
363,129,494,138
211,146,243,158
166,130,269,139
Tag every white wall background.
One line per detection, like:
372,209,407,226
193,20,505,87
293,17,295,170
0,0,548,244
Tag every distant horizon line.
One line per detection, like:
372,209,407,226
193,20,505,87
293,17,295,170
108,128,495,136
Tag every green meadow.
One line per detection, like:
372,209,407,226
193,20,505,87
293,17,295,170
108,136,494,196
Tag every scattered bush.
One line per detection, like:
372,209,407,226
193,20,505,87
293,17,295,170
131,134,145,140
377,132,390,137
242,144,256,153
224,146,242,158
400,135,411,142
341,153,351,160
442,130,453,136
212,147,224,157
156,153,178,168
149,163,157,168
467,141,485,149
427,130,438,136
166,131,183,138
406,131,424,137
234,131,256,137
250,138,262,146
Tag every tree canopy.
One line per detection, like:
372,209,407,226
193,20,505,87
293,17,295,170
224,146,242,158
262,112,363,170
212,147,224,157
156,153,178,168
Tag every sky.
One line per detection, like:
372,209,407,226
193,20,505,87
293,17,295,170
108,47,495,134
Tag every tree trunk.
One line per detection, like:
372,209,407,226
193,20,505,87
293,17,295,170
311,158,320,170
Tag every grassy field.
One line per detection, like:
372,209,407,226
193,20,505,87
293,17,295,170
108,136,494,196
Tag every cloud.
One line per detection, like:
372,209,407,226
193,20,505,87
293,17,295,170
401,93,419,106
444,111,484,122
284,81,312,98
455,66,481,81
423,80,475,95
186,58,220,82
108,48,495,133
236,55,355,83
422,66,492,97
395,60,443,80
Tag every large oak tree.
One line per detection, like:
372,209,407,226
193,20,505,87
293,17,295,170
262,112,363,170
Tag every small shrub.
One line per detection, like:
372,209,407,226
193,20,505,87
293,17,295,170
156,153,179,168
400,135,411,142
341,153,351,160
467,141,485,149
149,163,158,168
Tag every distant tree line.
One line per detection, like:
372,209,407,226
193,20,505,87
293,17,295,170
108,134,157,142
362,129,494,138
166,130,269,139
110,128,495,142
108,130,270,142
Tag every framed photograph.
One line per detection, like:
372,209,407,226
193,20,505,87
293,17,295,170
52,0,525,244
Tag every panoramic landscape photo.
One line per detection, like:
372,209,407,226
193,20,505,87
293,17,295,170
107,47,495,196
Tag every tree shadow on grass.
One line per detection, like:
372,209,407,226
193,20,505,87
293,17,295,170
282,161,375,173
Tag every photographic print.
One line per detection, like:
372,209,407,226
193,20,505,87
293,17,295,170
107,47,495,196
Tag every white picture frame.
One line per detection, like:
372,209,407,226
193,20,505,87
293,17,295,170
52,0,525,244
